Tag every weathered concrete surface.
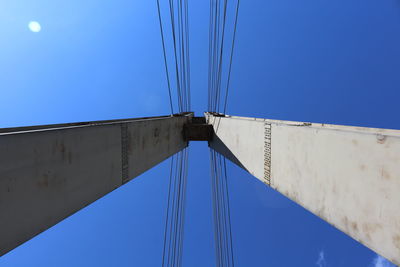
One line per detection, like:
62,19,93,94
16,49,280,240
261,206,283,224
206,113,400,266
0,114,190,256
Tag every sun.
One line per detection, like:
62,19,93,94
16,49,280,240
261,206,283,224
28,21,41,33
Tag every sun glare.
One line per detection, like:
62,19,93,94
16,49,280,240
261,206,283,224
28,21,41,33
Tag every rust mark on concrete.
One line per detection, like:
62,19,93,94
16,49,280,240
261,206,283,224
352,139,358,146
53,140,69,161
341,217,361,236
360,164,366,171
36,172,66,189
377,134,387,144
60,143,66,154
361,223,382,241
351,222,359,232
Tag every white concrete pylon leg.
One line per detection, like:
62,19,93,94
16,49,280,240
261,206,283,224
206,113,400,266
0,114,191,256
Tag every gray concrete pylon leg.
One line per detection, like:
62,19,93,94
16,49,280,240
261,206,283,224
206,113,400,266
0,113,192,256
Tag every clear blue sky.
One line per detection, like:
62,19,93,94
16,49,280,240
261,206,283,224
1,0,399,266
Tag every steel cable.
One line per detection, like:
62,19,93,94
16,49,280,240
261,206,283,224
223,0,240,114
162,149,188,267
156,0,174,114
207,0,240,114
210,149,235,267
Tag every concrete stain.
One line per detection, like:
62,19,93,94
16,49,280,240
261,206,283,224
361,223,382,239
37,174,49,188
342,216,349,229
141,138,146,150
381,167,391,180
351,222,359,232
393,235,400,251
154,127,160,138
60,143,66,154
377,134,387,144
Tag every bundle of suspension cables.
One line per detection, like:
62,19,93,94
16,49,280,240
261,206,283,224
156,0,240,266
157,0,191,266
208,0,240,266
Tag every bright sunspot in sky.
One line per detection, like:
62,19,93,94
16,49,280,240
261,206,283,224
28,21,41,32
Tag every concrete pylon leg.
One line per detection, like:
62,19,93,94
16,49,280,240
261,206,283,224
0,114,191,256
206,113,400,266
